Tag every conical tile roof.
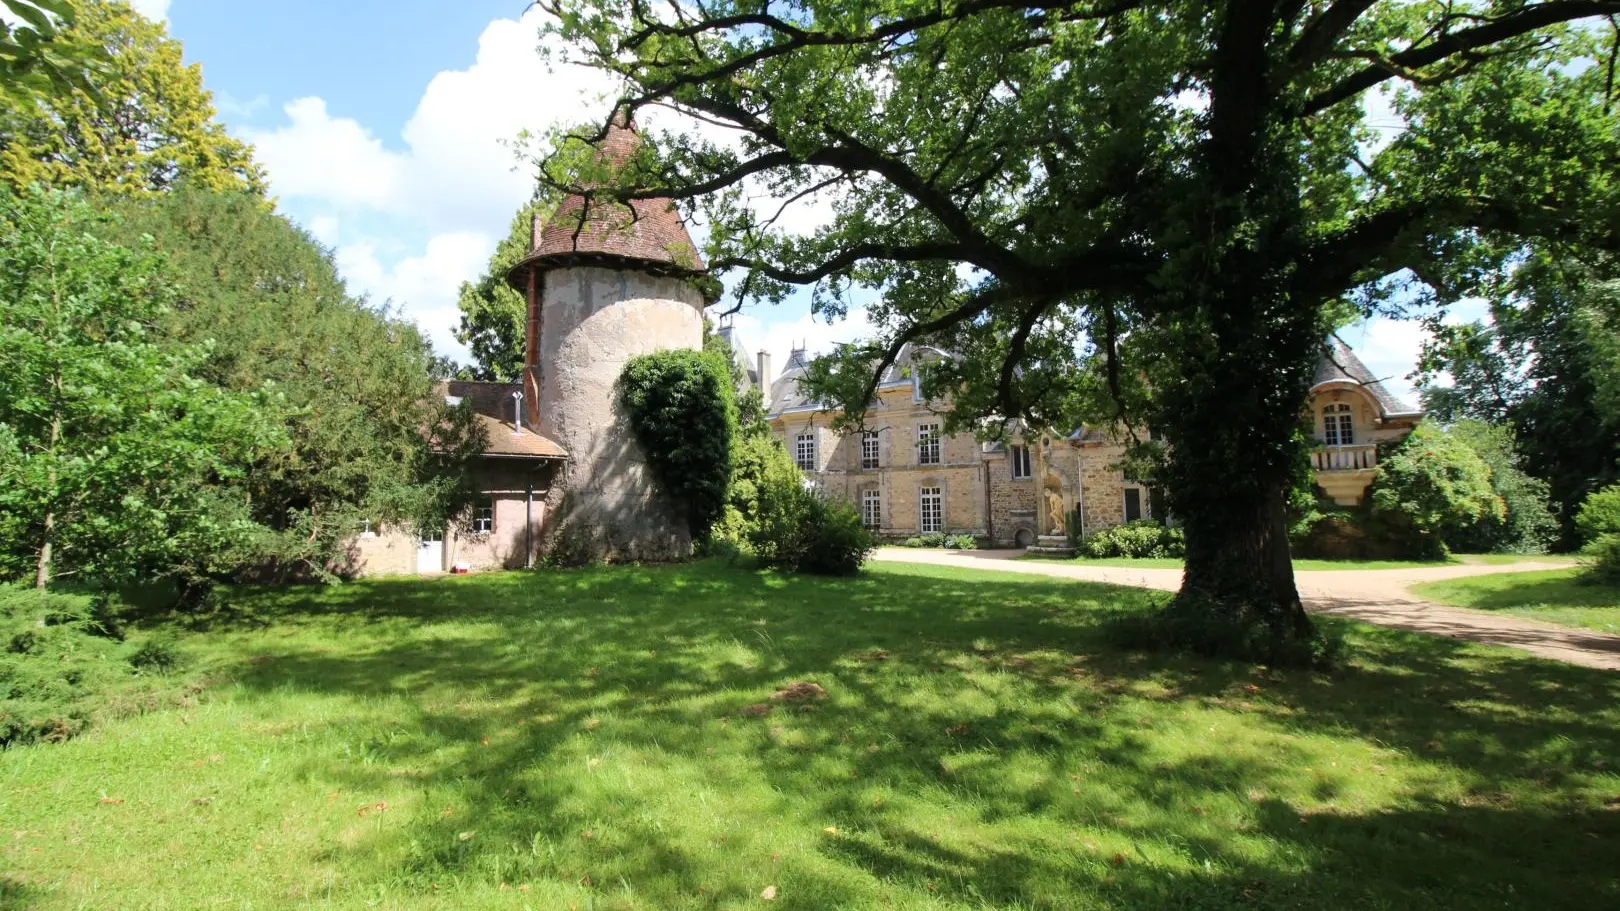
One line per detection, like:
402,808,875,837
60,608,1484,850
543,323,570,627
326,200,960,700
510,115,704,281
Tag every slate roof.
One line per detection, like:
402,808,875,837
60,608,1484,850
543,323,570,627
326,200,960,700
766,343,931,415
769,347,819,414
508,117,704,283
713,324,760,388
439,380,567,459
763,335,1418,433
1313,334,1423,419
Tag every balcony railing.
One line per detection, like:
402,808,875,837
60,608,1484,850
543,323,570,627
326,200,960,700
1313,443,1378,472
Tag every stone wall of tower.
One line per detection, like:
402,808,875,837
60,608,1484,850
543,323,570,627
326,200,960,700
533,264,705,561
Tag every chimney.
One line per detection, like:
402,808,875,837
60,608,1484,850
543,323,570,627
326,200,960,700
511,390,524,435
757,350,772,390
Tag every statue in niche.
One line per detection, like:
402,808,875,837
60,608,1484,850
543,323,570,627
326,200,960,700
1042,469,1066,536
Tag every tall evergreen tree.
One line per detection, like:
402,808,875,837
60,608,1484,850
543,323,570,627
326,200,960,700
0,188,285,588
109,188,485,577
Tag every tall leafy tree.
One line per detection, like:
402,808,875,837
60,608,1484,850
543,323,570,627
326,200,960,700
0,0,263,195
456,202,542,381
0,188,285,588
1418,250,1620,539
538,0,1620,660
108,188,485,577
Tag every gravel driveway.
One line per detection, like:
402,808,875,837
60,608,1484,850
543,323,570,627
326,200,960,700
873,548,1620,670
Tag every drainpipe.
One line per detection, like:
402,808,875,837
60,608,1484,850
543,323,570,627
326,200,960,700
525,481,534,569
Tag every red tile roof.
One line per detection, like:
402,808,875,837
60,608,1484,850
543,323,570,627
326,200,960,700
511,117,704,279
439,381,567,459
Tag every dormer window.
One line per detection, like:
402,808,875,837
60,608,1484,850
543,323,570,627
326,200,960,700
1323,403,1354,446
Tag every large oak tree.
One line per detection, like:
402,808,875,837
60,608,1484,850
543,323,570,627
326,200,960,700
537,1,1620,660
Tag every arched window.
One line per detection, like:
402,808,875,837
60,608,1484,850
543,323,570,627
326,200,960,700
1322,403,1354,446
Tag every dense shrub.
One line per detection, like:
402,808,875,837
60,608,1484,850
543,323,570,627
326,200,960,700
1583,535,1620,585
619,349,739,542
1576,483,1620,543
899,532,976,549
1577,484,1620,585
1080,520,1185,559
1367,422,1504,560
1446,421,1558,554
722,439,876,575
795,496,879,576
1,585,187,747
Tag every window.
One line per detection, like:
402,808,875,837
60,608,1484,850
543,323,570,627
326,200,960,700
920,487,944,533
861,489,882,528
917,423,941,465
1011,445,1032,479
1124,488,1145,523
795,432,818,471
861,430,880,470
1322,403,1354,446
473,499,494,534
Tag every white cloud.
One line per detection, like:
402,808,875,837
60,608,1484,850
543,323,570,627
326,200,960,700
1340,300,1492,408
243,9,616,362
335,232,495,355
728,305,875,384
130,0,170,21
253,98,408,209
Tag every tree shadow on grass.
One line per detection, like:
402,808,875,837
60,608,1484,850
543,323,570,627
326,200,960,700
182,562,1620,909
0,878,40,911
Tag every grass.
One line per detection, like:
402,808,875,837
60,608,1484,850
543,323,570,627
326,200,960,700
1042,556,1454,570
1452,553,1581,566
1413,568,1620,635
1027,554,1570,571
2,561,1617,910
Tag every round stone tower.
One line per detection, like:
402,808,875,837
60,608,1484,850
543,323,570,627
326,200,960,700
507,116,707,561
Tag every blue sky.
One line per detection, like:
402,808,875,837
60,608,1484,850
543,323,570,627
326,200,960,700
149,0,1448,403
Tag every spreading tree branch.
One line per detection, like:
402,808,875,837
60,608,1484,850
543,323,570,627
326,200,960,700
1301,1,1620,115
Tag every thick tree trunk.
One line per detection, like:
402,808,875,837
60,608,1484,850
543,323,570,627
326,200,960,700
1179,473,1312,636
1157,320,1321,657
1152,215,1322,658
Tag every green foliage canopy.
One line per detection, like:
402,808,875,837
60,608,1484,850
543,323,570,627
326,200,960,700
1445,420,1558,554
0,0,99,100
1418,252,1620,540
618,348,739,541
0,188,287,588
455,203,540,382
537,0,1620,657
107,187,486,576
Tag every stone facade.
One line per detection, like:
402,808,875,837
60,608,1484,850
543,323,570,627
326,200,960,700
770,382,991,538
528,266,704,560
747,335,1423,547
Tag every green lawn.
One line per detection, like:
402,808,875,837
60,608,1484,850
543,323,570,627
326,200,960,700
1040,556,1455,570
3,562,1618,910
1413,568,1620,635
1032,555,1568,571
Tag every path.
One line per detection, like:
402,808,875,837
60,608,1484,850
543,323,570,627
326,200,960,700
873,548,1620,671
